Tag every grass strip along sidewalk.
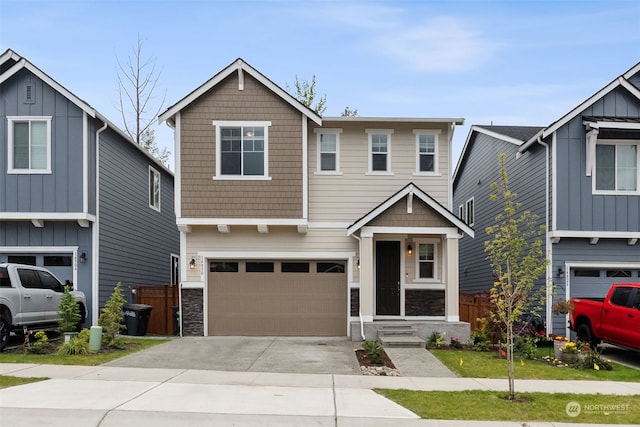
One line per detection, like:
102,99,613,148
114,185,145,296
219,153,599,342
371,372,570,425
378,389,640,424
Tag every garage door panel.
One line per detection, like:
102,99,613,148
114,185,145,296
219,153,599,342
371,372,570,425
208,262,347,336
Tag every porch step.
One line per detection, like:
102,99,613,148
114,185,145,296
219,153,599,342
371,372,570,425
378,323,425,348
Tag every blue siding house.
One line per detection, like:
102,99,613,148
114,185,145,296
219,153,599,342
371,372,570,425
0,49,179,325
454,61,640,336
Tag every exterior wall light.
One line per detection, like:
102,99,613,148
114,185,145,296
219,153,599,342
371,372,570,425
189,258,196,270
407,244,413,256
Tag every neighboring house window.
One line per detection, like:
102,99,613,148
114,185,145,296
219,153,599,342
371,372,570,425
171,254,180,286
415,239,439,281
314,128,342,174
465,198,474,226
413,130,440,174
7,116,52,174
458,204,465,222
213,120,271,179
149,166,161,211
366,129,393,174
595,142,638,193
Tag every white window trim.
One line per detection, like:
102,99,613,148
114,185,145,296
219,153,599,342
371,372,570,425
592,139,640,195
366,129,394,175
314,128,342,175
413,129,440,176
212,120,272,180
414,238,440,283
7,116,52,174
465,197,474,226
149,165,161,211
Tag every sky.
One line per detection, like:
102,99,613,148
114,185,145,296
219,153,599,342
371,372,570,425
1,0,639,172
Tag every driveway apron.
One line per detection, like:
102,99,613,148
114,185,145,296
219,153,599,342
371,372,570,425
104,336,363,375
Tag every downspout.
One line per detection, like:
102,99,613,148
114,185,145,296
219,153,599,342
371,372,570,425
536,136,553,334
352,233,366,341
93,120,108,325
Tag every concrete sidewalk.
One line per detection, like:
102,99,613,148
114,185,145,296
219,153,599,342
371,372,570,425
1,363,639,426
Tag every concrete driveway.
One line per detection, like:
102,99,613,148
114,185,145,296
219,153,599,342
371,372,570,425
105,336,363,375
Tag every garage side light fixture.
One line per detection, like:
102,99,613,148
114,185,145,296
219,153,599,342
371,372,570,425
557,267,564,278
79,252,87,263
189,258,196,270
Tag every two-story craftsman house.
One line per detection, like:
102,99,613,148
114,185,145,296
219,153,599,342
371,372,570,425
159,58,473,340
454,61,640,336
1,49,179,325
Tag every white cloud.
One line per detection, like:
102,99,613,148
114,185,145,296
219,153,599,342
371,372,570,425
373,16,501,72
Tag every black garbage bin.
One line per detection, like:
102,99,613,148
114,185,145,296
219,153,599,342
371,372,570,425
122,303,153,336
172,305,180,335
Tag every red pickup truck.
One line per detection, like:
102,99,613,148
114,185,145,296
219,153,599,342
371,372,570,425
570,283,640,351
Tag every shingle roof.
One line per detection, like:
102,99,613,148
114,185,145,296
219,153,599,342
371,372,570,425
474,125,544,142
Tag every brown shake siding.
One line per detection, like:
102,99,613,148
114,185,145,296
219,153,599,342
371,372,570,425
181,72,303,218
367,197,452,228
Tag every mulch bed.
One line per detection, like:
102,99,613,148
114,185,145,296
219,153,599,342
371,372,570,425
354,349,396,369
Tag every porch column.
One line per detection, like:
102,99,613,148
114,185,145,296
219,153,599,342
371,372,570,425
445,236,460,322
359,234,374,321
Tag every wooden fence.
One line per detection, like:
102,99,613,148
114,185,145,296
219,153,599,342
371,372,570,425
136,285,179,335
459,292,491,331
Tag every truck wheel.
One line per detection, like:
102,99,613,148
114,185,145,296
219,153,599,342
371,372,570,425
576,323,595,346
0,313,9,351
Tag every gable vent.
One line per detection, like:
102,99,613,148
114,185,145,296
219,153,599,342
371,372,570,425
24,84,35,103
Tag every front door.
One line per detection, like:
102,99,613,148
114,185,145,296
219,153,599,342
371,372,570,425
376,241,401,315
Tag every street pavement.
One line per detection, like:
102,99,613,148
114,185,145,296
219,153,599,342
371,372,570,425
1,337,639,426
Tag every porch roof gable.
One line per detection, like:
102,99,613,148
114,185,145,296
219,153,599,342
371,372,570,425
346,183,474,238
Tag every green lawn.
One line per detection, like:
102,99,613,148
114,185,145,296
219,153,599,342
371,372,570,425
0,375,47,389
430,349,640,382
0,337,171,366
377,389,640,424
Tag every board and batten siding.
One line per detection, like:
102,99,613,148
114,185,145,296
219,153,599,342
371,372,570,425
0,68,86,213
98,128,179,307
180,72,303,219
554,85,640,233
308,122,451,222
454,132,547,294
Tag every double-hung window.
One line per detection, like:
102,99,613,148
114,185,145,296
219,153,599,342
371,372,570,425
149,166,161,211
415,239,439,281
314,129,342,174
366,129,393,174
595,141,638,193
465,198,474,226
413,130,440,174
7,116,52,174
213,121,271,179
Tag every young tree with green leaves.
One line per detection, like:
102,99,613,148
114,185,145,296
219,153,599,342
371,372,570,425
98,282,126,348
287,75,327,115
484,153,549,400
57,286,81,333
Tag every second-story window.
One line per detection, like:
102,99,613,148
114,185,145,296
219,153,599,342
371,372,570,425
366,129,393,174
314,128,342,174
149,166,161,211
413,130,440,174
7,116,52,174
213,120,271,179
595,142,638,193
465,198,474,226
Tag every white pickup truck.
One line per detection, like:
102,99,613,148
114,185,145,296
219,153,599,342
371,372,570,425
0,263,86,350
